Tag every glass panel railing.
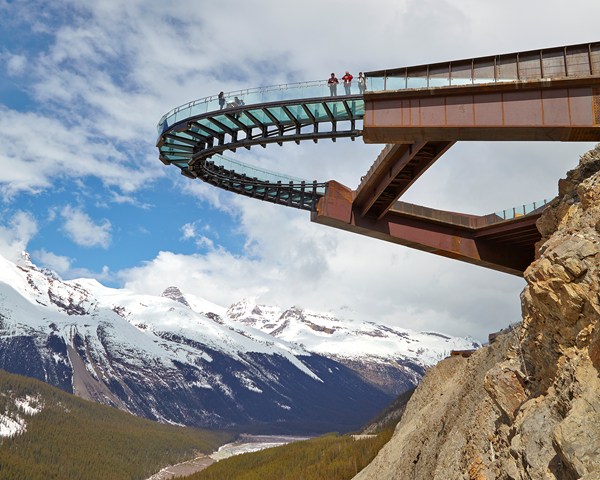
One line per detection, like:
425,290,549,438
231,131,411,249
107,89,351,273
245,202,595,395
406,76,429,89
494,199,549,220
385,76,406,90
449,77,472,86
429,77,451,87
366,76,385,92
366,73,526,92
158,79,364,134
364,44,598,93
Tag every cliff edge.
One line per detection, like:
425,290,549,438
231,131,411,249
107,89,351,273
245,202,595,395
354,144,600,480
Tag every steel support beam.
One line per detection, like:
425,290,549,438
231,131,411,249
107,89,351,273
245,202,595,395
354,141,455,218
312,181,541,276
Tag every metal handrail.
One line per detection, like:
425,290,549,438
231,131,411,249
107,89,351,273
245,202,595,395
365,41,599,93
157,79,341,133
493,199,549,220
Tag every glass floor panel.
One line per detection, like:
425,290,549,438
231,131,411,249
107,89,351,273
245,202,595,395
265,106,295,124
197,118,224,134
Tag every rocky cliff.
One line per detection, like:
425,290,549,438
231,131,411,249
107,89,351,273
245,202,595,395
355,144,600,480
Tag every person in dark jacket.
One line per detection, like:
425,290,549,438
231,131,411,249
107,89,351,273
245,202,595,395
328,73,339,96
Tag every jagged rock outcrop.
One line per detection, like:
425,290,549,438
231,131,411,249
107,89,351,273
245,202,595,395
355,144,600,479
161,286,190,307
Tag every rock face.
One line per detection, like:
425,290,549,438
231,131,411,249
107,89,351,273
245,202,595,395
355,144,600,479
161,286,190,307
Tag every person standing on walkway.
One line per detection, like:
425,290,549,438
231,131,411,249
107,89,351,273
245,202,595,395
218,91,225,110
357,72,366,94
342,71,353,95
328,73,339,96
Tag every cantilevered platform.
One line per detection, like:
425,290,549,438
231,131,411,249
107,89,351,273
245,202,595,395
157,41,600,276
313,181,546,276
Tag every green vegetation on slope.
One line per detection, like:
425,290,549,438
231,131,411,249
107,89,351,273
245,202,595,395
186,429,394,480
0,369,233,480
360,387,415,434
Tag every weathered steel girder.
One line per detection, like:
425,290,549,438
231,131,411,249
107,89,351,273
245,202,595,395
353,140,455,219
362,79,600,144
312,181,542,276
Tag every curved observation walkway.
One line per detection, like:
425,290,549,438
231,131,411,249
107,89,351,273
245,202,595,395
157,41,600,275
157,81,364,210
158,83,361,177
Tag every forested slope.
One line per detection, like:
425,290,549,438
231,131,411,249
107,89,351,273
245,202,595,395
0,369,233,480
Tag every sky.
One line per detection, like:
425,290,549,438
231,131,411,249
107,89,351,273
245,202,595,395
0,0,598,342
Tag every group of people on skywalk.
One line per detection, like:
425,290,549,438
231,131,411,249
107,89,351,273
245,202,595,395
218,92,244,110
216,70,365,111
328,71,366,96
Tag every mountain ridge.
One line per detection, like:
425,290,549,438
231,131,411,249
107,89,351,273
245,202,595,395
0,251,476,433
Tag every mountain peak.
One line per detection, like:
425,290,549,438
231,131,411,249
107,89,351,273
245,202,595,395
161,286,190,307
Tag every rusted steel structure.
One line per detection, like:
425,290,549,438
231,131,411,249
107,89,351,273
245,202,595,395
314,182,544,276
158,41,600,276
313,41,600,275
363,42,600,143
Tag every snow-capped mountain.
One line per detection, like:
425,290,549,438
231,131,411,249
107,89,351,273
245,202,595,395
0,252,477,433
224,298,479,395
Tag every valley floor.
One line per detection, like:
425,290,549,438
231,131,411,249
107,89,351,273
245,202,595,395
146,455,215,480
147,435,311,480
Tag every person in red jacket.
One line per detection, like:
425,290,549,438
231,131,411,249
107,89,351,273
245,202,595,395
328,73,339,96
342,71,353,95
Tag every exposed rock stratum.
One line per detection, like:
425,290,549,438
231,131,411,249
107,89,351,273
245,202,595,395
355,144,600,480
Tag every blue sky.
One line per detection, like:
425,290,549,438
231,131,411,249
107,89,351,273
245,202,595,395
1,0,598,341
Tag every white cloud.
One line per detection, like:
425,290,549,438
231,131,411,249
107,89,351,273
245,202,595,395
5,54,27,76
68,264,112,283
181,222,215,250
120,195,527,340
60,205,111,248
181,223,195,241
32,249,71,274
3,0,600,342
0,211,38,263
0,108,157,199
